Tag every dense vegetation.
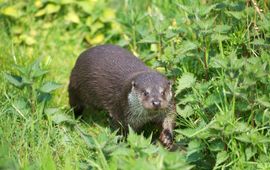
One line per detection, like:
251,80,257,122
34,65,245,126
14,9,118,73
1,0,270,169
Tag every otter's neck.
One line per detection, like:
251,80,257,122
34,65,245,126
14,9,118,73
127,88,148,130
127,89,147,117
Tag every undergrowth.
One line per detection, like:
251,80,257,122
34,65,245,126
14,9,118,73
0,0,270,169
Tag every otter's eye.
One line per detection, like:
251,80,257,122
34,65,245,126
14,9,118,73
143,90,149,96
161,91,165,96
132,81,137,87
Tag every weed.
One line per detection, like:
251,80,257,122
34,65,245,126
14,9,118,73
0,0,270,169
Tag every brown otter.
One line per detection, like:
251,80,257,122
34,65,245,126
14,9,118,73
68,45,175,147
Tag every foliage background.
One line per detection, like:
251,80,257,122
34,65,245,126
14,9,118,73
0,0,270,169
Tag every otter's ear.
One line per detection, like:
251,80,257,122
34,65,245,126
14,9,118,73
168,80,173,86
132,81,137,88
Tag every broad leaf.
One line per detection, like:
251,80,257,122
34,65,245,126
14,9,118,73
4,73,24,88
39,82,62,93
51,113,75,125
215,151,229,166
138,34,157,43
1,6,21,18
175,73,196,96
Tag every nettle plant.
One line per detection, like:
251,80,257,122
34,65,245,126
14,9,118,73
119,0,270,169
4,59,62,117
76,126,193,170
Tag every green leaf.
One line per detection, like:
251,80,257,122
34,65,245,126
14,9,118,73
175,73,196,96
197,17,216,31
32,69,48,78
39,82,62,93
178,41,198,54
110,147,132,157
1,6,21,18
165,29,177,39
255,111,270,126
214,24,231,33
211,33,229,42
60,0,75,4
100,8,115,22
85,16,94,27
51,113,75,125
76,1,95,14
186,150,203,163
44,108,61,116
186,139,204,163
251,39,266,46
138,34,157,43
245,147,257,161
209,140,225,152
163,151,194,170
45,3,61,14
141,144,159,155
38,92,52,103
209,55,228,68
77,129,95,148
129,158,156,170
256,95,270,108
235,132,270,144
175,128,197,138
24,36,36,45
215,151,228,166
4,73,24,88
205,93,221,108
225,11,243,20
199,4,217,16
35,9,46,17
188,139,202,150
35,3,60,17
89,22,104,34
14,65,29,76
127,126,151,148
65,11,80,23
176,105,194,118
176,4,190,14
13,98,29,110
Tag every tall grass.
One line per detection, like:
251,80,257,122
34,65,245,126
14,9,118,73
0,0,270,169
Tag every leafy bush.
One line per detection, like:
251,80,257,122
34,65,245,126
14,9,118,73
118,0,270,169
1,0,270,169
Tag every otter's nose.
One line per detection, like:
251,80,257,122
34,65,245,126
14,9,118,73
152,100,161,108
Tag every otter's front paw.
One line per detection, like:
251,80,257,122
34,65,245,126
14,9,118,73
159,129,173,149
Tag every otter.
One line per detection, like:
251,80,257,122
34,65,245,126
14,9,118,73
68,45,175,147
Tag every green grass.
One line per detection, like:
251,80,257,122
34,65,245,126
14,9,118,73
1,0,270,169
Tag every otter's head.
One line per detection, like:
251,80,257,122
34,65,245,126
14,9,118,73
129,72,172,112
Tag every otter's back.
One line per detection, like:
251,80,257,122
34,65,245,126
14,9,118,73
70,45,149,110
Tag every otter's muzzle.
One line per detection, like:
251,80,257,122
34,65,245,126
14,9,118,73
152,100,161,108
